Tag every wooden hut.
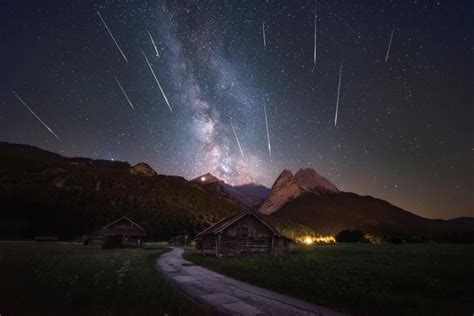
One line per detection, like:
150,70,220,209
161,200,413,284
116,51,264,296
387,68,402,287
83,216,145,248
195,210,290,256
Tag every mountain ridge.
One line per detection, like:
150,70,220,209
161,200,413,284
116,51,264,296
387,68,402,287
0,141,471,240
0,142,307,241
0,142,244,240
191,173,270,209
259,168,339,214
262,169,474,236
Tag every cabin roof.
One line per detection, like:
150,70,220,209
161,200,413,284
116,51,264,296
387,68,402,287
104,216,145,236
104,216,144,230
196,210,282,237
84,216,145,237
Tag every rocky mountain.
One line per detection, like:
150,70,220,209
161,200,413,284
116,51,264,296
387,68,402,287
259,168,338,214
130,163,157,177
294,168,339,193
2,142,470,241
0,142,311,241
263,169,474,237
259,170,305,215
191,173,270,209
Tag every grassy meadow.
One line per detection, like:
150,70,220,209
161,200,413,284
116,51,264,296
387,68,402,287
0,242,204,316
185,243,474,316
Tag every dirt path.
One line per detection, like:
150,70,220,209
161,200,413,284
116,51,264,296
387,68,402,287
157,247,345,316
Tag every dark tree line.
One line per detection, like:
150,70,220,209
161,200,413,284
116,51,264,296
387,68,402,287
335,229,369,243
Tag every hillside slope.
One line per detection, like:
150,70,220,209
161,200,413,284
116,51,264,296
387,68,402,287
0,142,243,240
191,173,270,209
262,169,473,237
272,191,474,236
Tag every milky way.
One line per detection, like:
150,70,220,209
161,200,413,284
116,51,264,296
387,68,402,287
1,1,472,219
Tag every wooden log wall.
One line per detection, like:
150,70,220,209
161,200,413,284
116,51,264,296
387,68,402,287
219,236,272,255
202,235,217,255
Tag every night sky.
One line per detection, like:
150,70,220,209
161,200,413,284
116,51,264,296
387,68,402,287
1,1,472,219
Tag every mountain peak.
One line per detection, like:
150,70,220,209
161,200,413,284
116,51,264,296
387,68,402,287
130,163,157,177
259,169,305,215
276,169,293,181
294,168,339,193
259,168,338,215
191,173,220,183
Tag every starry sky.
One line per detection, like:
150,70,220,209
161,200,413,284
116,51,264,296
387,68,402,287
1,0,472,219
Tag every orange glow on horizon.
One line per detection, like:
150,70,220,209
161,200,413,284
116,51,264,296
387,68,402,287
299,235,336,245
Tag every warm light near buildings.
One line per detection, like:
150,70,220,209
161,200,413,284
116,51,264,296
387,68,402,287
200,176,206,182
314,235,336,243
299,235,336,245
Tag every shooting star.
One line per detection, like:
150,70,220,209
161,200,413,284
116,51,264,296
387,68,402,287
385,26,395,62
262,21,267,48
313,4,317,68
97,11,128,63
334,61,343,127
12,91,60,140
142,50,172,112
114,76,135,110
263,100,272,157
231,121,245,159
147,31,160,57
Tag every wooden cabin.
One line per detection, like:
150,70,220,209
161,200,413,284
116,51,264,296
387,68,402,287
195,210,290,256
83,216,145,248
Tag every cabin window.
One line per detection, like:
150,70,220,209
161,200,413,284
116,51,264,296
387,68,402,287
237,226,248,237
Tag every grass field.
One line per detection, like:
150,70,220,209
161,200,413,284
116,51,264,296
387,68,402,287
0,242,204,316
185,243,474,316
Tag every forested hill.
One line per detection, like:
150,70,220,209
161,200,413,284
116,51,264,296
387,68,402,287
0,142,244,240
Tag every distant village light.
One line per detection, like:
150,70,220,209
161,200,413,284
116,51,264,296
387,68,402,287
303,236,314,245
314,235,336,243
300,235,336,245
201,176,206,182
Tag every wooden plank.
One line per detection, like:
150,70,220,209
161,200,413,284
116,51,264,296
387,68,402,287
271,236,274,254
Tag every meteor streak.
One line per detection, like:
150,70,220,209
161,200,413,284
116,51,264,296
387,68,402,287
148,31,160,57
385,26,395,62
334,61,343,127
12,91,60,140
142,50,172,112
313,4,317,68
114,76,135,110
231,121,245,159
262,21,267,48
263,100,272,157
97,11,128,63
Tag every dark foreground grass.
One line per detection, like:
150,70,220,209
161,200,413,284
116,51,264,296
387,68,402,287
0,242,204,316
185,243,474,316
